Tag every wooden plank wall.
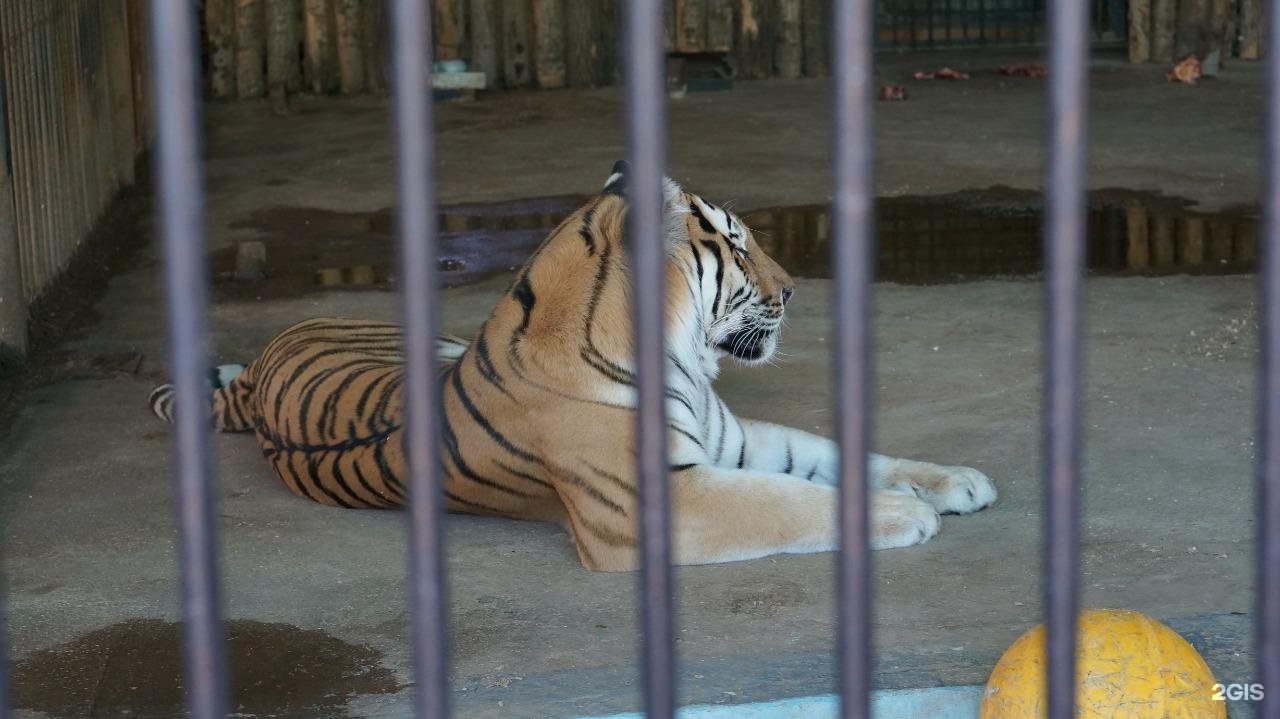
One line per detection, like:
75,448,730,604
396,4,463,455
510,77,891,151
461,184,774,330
0,0,146,322
1128,0,1263,61
202,0,829,98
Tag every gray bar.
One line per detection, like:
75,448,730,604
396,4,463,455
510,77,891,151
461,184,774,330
832,1,875,717
0,39,12,715
1260,0,1280,715
388,2,448,718
1043,0,1089,717
148,1,229,718
622,1,674,718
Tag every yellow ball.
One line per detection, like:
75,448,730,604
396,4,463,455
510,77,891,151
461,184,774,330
980,608,1225,719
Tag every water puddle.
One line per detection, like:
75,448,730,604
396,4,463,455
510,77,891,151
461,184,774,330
10,619,401,718
212,188,1257,300
213,195,587,300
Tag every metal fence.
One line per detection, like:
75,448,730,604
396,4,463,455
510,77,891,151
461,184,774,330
874,0,1127,49
0,0,147,355
0,1,1276,718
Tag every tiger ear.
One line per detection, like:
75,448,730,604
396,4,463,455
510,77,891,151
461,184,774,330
663,176,689,248
601,161,688,248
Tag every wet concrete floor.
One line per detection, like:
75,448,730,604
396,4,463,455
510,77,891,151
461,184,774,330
211,189,1258,302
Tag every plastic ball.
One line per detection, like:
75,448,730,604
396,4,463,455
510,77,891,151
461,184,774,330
980,608,1225,718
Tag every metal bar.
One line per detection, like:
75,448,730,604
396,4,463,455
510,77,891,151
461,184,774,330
0,7,12,709
833,0,875,717
389,2,448,718
1043,0,1089,717
1260,1,1280,715
622,1,674,718
147,2,229,718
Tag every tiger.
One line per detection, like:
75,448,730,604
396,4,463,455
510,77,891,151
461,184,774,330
149,161,997,572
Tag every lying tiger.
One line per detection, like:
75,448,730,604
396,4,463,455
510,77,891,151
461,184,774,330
149,162,996,571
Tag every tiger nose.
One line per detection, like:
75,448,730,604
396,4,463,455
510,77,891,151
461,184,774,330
780,286,795,305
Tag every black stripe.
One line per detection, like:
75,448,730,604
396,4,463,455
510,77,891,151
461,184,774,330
512,273,536,334
700,239,725,319
783,442,794,475
449,359,545,465
561,470,627,514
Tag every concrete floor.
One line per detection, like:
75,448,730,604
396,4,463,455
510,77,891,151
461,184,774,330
0,50,1265,717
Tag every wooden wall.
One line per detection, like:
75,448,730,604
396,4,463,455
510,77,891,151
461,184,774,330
1128,0,1263,62
202,0,830,99
0,1,149,355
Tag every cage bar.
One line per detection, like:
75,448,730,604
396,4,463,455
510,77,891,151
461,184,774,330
833,1,876,718
622,2,675,718
388,2,450,718
147,2,230,718
1260,0,1280,715
1043,0,1090,717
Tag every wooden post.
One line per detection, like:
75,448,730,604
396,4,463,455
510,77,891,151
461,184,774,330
1211,0,1234,53
1237,219,1259,261
1241,0,1261,58
503,0,534,87
1209,219,1235,261
1150,212,1175,266
600,0,620,85
336,0,365,94
434,0,465,60
532,0,566,88
361,0,389,92
664,0,676,52
1152,0,1176,61
1181,217,1206,265
206,0,238,98
304,0,337,93
0,86,25,358
801,0,827,76
471,0,502,88
737,0,774,79
676,0,706,52
1176,0,1210,58
265,0,301,96
566,0,601,87
236,0,266,98
707,0,733,52
1129,0,1151,62
775,0,802,79
1125,202,1150,269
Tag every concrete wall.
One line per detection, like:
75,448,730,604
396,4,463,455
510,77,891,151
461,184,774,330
0,1,148,357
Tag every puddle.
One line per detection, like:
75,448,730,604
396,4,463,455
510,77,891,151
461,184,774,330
745,188,1257,283
10,619,402,718
213,188,1257,300
213,195,588,300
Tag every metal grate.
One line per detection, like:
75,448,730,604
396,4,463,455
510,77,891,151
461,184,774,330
875,0,1126,49
0,0,1275,718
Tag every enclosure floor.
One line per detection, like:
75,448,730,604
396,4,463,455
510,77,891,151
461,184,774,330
1,50,1260,718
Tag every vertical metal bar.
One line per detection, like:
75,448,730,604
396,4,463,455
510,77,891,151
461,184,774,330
1043,0,1088,717
623,1,673,718
833,0,875,717
0,10,10,706
147,2,229,718
1259,1,1280,715
624,0,678,710
389,2,448,718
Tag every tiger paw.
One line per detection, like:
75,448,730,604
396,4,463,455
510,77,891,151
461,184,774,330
893,463,997,515
870,491,941,549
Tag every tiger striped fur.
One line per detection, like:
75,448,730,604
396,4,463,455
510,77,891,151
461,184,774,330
148,162,996,571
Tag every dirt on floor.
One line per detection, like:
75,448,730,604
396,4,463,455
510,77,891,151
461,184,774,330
0,48,1268,718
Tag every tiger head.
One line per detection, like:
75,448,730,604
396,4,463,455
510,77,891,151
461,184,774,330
603,163,796,370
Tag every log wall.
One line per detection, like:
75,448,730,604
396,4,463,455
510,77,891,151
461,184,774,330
0,1,149,355
200,0,833,98
1128,0,1264,62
